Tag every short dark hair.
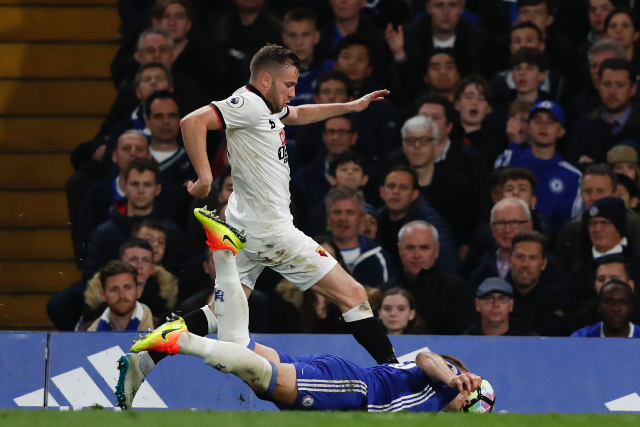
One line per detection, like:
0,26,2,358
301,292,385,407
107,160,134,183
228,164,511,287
499,167,538,192
336,34,373,63
604,8,636,34
512,230,548,253
315,70,354,97
324,114,356,131
123,157,160,183
440,355,469,373
99,260,138,290
135,63,173,88
132,217,167,237
597,254,633,279
453,74,494,105
414,93,456,124
426,48,457,74
385,164,419,191
584,164,618,190
283,7,316,26
329,151,366,177
615,173,640,198
599,279,634,299
144,89,178,118
511,21,544,42
517,0,553,12
218,166,232,193
598,57,637,82
510,47,548,72
151,0,192,20
250,44,300,78
119,238,154,260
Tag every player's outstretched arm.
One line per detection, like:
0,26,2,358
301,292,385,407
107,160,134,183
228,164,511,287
415,352,482,396
180,105,221,198
281,89,390,126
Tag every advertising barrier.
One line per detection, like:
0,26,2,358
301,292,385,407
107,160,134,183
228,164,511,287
3,332,640,413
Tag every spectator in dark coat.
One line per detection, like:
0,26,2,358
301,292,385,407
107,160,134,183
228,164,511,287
82,158,187,282
566,58,640,165
376,165,460,274
325,186,396,287
380,220,474,335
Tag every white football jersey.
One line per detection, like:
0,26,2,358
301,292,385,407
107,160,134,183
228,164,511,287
210,85,293,235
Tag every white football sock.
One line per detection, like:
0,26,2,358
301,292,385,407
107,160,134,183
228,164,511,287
342,301,374,322
176,332,276,395
201,305,218,334
212,250,251,347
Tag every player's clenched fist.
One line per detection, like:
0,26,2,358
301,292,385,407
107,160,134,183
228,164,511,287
188,179,212,198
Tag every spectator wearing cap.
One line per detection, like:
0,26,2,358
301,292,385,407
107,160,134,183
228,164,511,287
380,220,473,335
566,58,640,165
360,203,378,240
495,101,583,231
608,144,640,189
464,278,533,336
568,196,640,303
507,230,570,336
571,279,640,337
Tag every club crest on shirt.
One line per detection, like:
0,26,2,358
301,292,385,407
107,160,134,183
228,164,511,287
549,178,564,194
226,96,245,108
316,246,329,257
279,130,285,145
302,395,314,407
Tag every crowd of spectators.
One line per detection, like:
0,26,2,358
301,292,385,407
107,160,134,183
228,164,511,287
47,0,640,338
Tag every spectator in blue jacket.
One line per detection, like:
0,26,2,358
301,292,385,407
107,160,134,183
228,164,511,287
326,186,396,287
495,101,583,231
571,280,640,337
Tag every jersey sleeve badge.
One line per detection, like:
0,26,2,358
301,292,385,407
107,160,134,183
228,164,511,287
226,96,245,109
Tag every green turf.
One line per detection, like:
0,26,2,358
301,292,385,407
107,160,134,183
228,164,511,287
1,411,639,427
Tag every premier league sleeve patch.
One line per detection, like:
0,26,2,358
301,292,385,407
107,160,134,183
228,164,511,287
226,96,245,108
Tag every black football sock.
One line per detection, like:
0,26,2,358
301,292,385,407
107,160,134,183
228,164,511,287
346,317,398,364
148,308,211,365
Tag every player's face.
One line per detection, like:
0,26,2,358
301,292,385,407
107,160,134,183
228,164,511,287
589,217,622,252
282,20,319,64
335,45,372,86
529,111,564,146
112,134,149,173
599,69,637,112
510,241,546,289
315,80,350,104
333,162,367,188
152,3,191,43
398,227,439,276
101,273,139,317
595,262,631,294
136,34,173,69
517,3,553,34
146,98,181,142
512,63,545,95
380,171,419,213
599,285,634,331
135,226,166,264
327,199,363,241
427,0,464,32
402,127,436,168
425,53,459,91
121,247,155,287
589,0,614,34
606,13,639,49
379,294,415,334
581,174,615,209
330,0,366,20
455,84,491,127
443,393,471,412
136,68,171,101
218,175,233,205
268,66,298,112
613,162,638,180
323,117,357,155
124,170,160,212
491,202,532,249
502,179,535,207
589,50,617,88
475,292,513,323
417,103,451,143
510,28,543,54
359,213,378,239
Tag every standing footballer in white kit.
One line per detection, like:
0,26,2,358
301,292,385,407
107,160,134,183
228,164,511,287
114,44,396,409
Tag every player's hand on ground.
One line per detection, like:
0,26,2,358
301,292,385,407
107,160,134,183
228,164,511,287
350,90,390,112
448,373,482,396
188,179,212,198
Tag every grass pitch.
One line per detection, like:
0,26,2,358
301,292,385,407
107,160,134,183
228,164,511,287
1,410,640,427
